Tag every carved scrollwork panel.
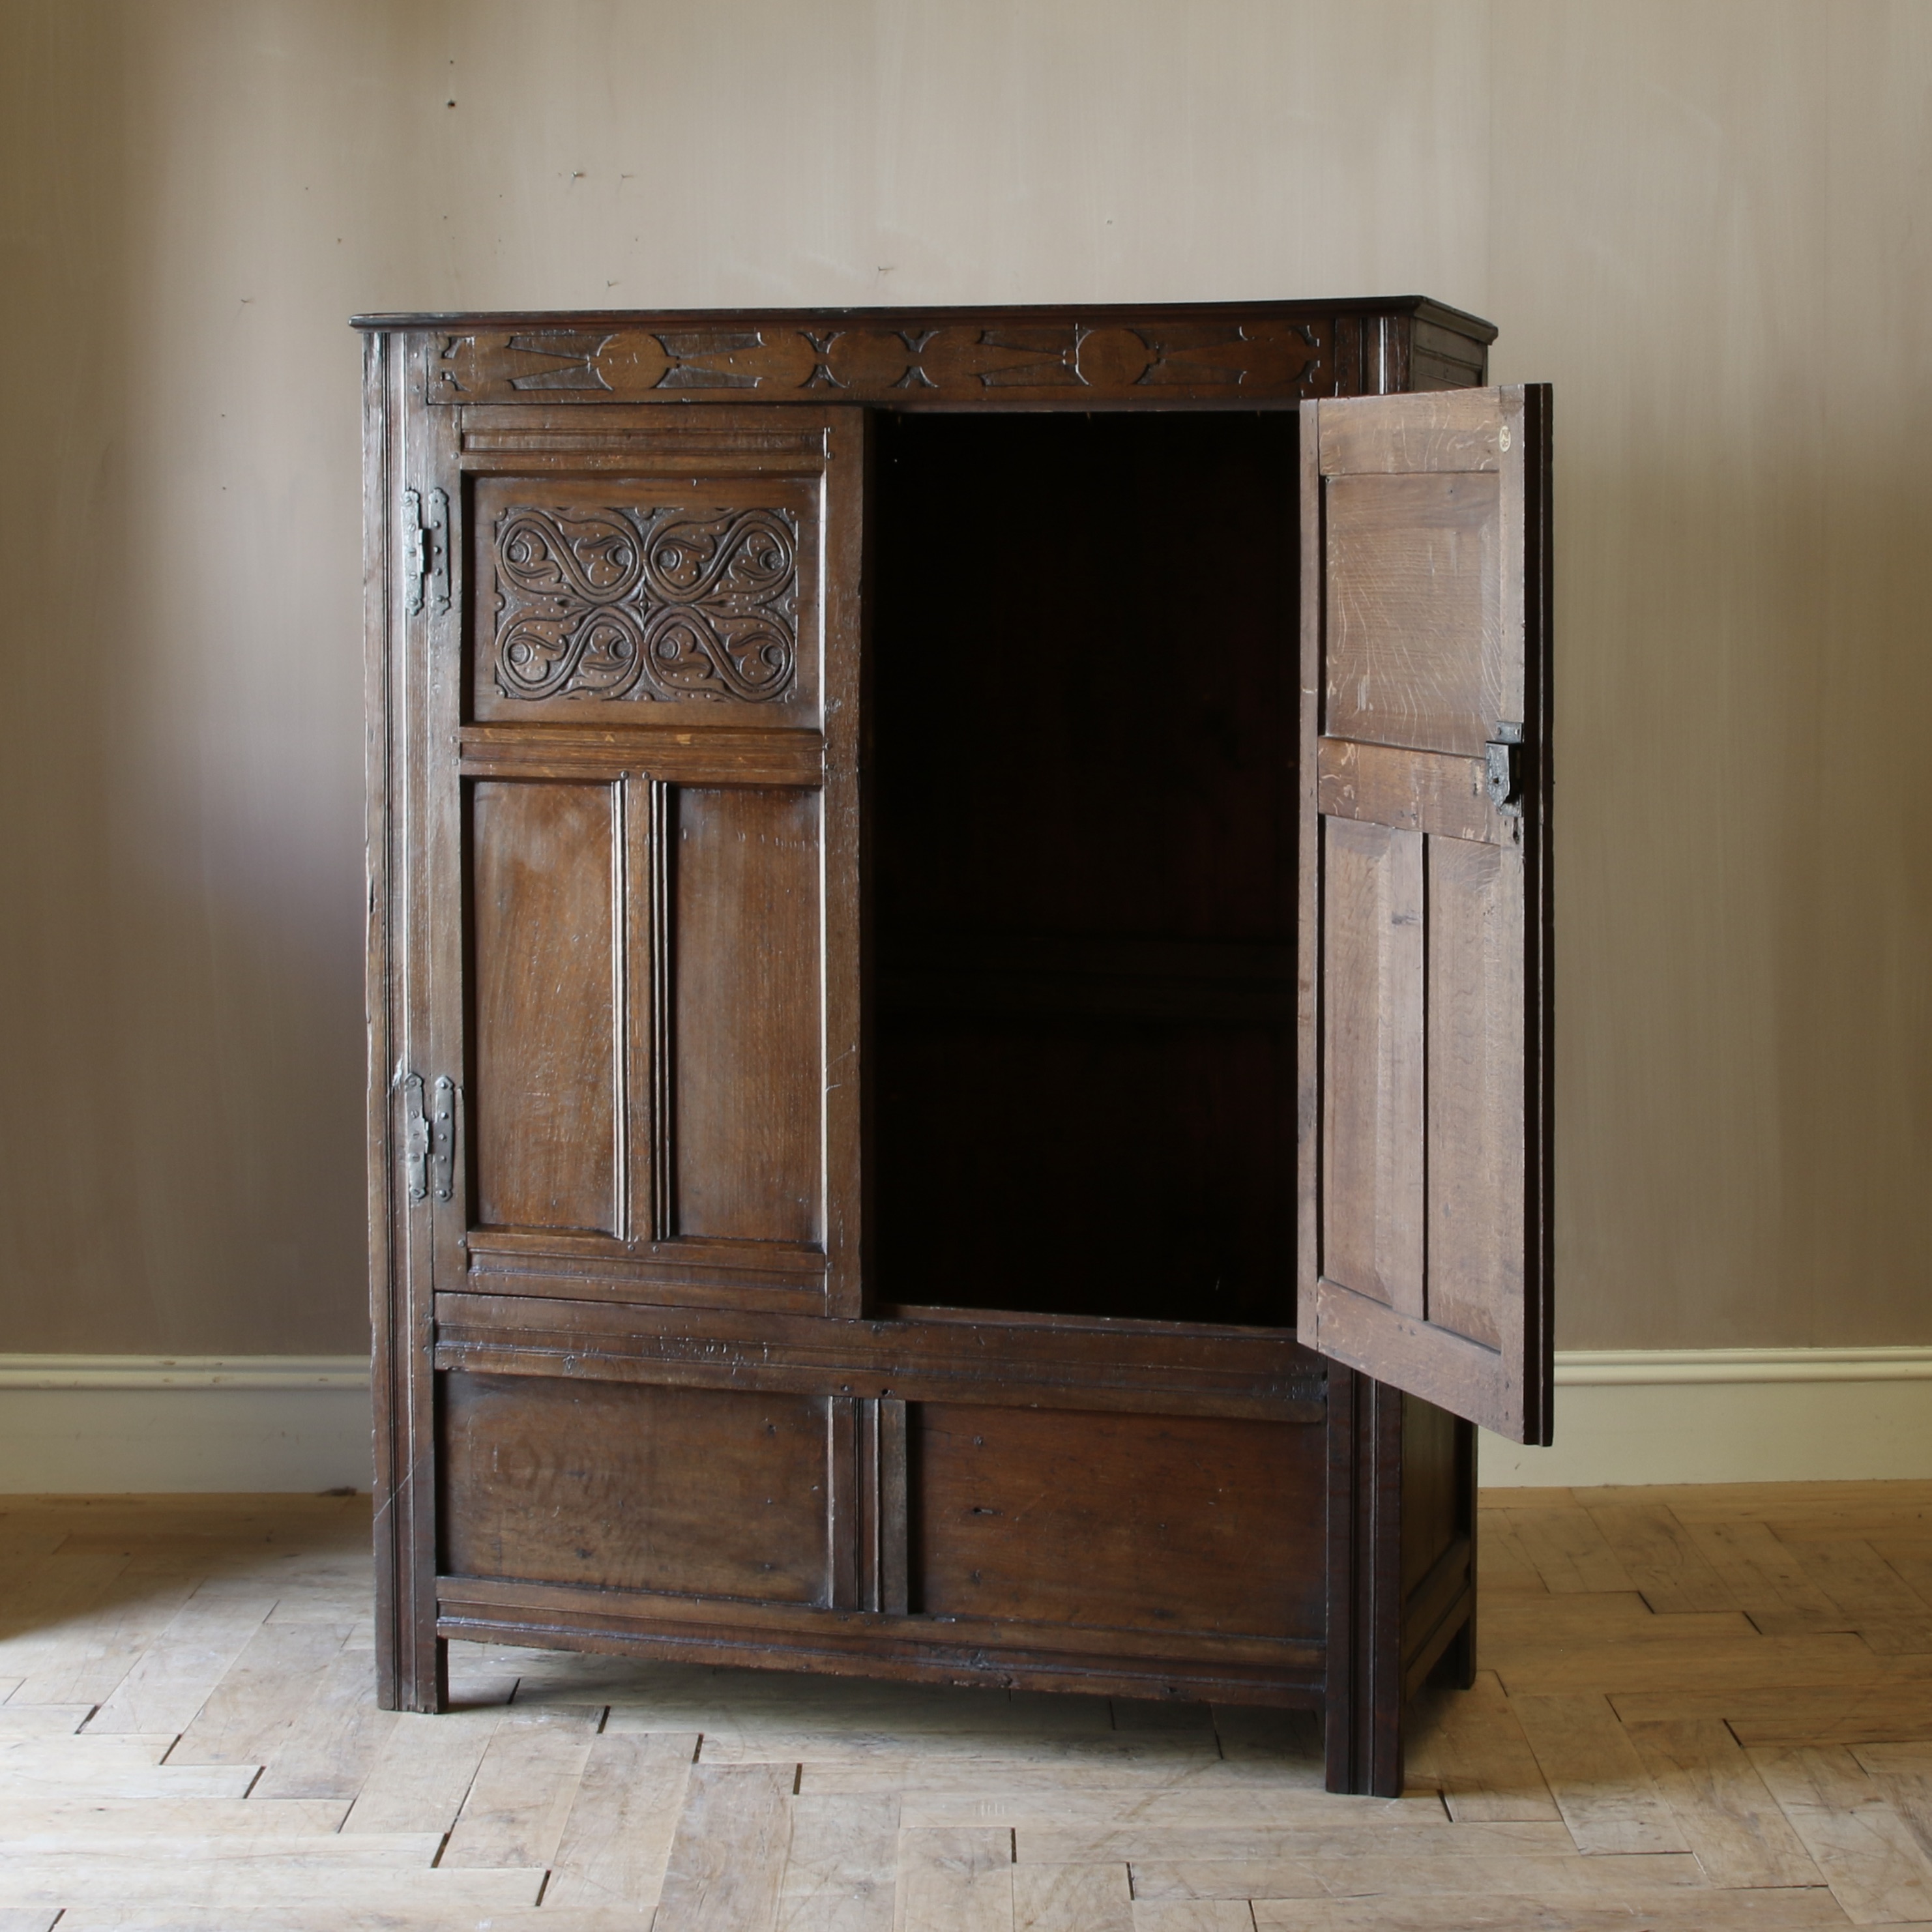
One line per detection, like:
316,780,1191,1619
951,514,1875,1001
491,503,799,703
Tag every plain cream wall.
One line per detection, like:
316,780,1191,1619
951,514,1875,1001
0,0,1925,1354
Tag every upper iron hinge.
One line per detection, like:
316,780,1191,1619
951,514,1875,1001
1484,722,1525,815
401,486,450,619
398,1070,458,1203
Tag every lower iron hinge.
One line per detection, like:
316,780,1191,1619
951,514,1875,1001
398,1070,458,1203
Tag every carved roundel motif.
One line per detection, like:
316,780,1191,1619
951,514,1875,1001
491,503,798,703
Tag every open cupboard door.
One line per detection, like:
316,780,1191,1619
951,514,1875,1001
1298,385,1553,1444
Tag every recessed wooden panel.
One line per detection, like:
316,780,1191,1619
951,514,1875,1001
440,1371,829,1603
1315,736,1517,847
670,786,823,1246
1426,835,1525,1353
1315,385,1507,476
913,1404,1324,1640
1321,816,1424,1315
471,780,618,1233
1324,471,1500,757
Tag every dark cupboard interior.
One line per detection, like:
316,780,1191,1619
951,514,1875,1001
870,410,1301,1328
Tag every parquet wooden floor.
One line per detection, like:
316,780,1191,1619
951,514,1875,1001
2,1482,1931,1929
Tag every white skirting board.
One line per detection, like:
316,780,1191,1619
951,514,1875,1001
0,1349,1927,1493
1480,1347,1932,1486
0,1358,373,1495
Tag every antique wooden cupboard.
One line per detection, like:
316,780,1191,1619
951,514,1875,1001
357,299,1552,1796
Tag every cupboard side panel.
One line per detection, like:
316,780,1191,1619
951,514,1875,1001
471,780,620,1235
669,785,824,1246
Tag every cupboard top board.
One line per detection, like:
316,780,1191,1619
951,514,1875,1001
351,297,1495,407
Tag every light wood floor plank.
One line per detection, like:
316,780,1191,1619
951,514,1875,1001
897,1794,1521,1834
810,1761,1407,1798
1615,1685,1932,1747
1754,1746,1932,1925
1132,1851,1706,1901
1485,1593,1751,1645
1131,1860,1323,1901
3,1573,200,1707
1014,1821,1549,1862
1509,1691,1688,1852
1576,1502,1739,1613
169,1617,353,1766
51,1914,651,1932
1785,1540,1932,1622
0,1733,260,1798
0,1797,348,1837
0,1554,138,1681
0,1703,93,1736
1012,1860,1133,1931
1474,1508,1550,1598
50,1914,651,1932
699,1731,1220,1772
775,1792,899,1932
1130,1904,1255,1932
1402,1676,1560,1822
1502,1506,1635,1595
340,1705,506,1834
544,1728,699,1912
85,1592,278,1736
1626,1716,1824,1886
1251,1890,1851,1930
1678,1516,1851,1627
1855,1742,1932,1858
0,1830,439,1862
0,1862,547,1911
439,1703,601,1869
1497,1631,1894,1697
248,1637,396,1800
893,1826,1015,1932
654,1761,795,1932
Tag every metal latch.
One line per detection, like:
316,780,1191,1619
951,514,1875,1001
401,487,450,618
398,1071,457,1203
1485,722,1525,815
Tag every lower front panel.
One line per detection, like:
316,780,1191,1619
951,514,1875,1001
441,1373,832,1603
433,1366,1326,1701
913,1403,1323,1638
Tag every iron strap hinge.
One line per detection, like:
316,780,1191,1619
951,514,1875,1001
401,486,450,618
398,1070,458,1203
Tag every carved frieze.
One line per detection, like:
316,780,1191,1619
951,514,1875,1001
491,503,798,703
435,316,1332,403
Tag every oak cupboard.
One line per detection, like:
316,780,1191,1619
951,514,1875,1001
357,300,1553,1796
